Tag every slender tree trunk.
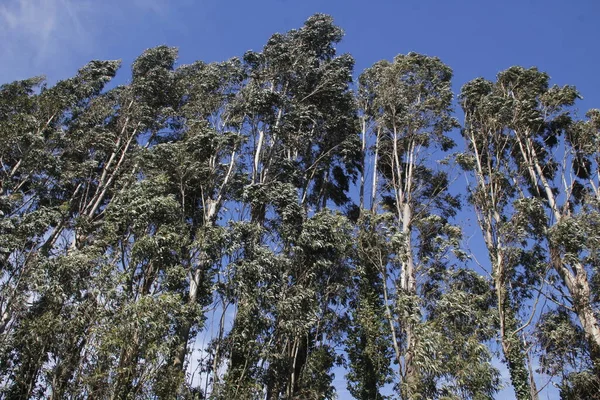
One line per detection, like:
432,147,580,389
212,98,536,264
551,248,600,376
370,128,380,212
491,248,536,400
359,118,367,211
466,124,537,399
519,132,600,374
400,203,418,398
391,129,419,397
169,148,236,387
111,331,141,400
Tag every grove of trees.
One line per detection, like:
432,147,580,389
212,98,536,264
1,14,599,399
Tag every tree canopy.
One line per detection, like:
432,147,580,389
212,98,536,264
0,13,598,400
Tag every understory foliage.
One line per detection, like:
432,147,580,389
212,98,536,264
0,14,598,400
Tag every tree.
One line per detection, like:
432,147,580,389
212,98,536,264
352,53,499,399
460,67,600,398
459,74,549,400
0,60,125,398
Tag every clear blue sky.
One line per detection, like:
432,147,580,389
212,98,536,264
2,0,599,398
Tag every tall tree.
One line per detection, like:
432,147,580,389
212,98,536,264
215,14,360,400
353,53,499,399
161,57,244,394
0,60,126,398
462,68,600,396
460,75,547,400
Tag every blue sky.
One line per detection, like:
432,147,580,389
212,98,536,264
2,0,599,398
3,0,600,111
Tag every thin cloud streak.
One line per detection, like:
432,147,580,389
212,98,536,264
0,0,169,83
0,0,84,65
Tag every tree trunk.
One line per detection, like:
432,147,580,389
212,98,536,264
552,249,600,376
494,251,536,400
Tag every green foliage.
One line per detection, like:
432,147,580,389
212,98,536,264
4,12,598,400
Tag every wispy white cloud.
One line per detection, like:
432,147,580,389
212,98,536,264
0,0,86,68
0,0,171,83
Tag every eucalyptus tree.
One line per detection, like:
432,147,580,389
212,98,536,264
495,68,600,367
217,14,360,399
78,51,246,398
0,60,127,398
0,45,226,398
343,67,396,400
459,76,547,400
555,109,600,396
158,57,245,392
350,53,499,399
460,67,600,398
502,69,600,393
0,60,120,345
364,54,457,398
236,13,359,213
68,46,202,400
345,212,394,400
